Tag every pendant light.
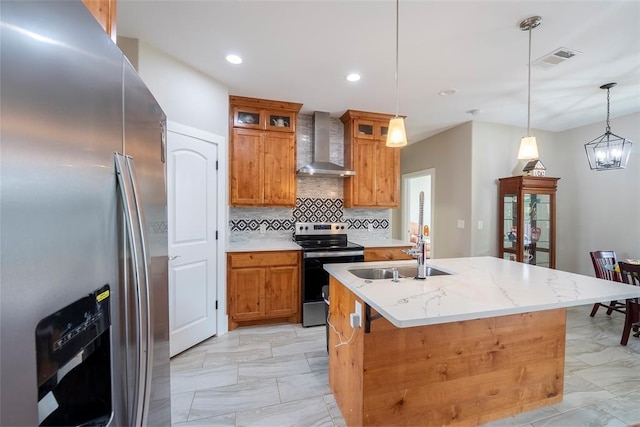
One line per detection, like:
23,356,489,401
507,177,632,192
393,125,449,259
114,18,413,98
584,83,633,170
386,0,407,147
517,16,541,161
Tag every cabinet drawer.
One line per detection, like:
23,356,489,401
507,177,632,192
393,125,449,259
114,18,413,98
229,251,299,268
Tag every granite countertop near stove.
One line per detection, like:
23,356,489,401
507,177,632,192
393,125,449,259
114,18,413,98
323,256,640,328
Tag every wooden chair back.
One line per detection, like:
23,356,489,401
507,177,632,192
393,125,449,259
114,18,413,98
617,261,640,346
590,251,622,282
618,262,640,287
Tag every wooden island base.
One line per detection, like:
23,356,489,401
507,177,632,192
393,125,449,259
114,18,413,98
328,277,566,426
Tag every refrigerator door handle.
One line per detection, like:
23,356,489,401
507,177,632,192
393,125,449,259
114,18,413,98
125,155,154,425
115,153,148,427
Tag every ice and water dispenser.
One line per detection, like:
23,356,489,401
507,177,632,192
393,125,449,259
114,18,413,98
35,285,113,426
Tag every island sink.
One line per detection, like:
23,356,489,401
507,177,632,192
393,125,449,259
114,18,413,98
348,266,450,280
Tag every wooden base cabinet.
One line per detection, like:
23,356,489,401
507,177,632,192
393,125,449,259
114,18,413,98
498,176,559,268
341,110,400,208
229,96,302,207
329,277,565,426
227,251,301,330
364,247,413,262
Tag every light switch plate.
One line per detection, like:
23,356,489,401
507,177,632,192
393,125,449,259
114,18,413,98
478,221,484,230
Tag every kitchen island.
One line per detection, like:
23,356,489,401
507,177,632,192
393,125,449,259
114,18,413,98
323,257,640,426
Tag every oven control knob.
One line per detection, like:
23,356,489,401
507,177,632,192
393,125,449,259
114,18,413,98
341,226,345,229
299,226,303,231
304,226,308,230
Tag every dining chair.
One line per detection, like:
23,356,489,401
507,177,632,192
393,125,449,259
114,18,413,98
618,261,640,346
589,251,625,317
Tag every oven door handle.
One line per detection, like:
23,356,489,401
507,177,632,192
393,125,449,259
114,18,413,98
304,250,364,259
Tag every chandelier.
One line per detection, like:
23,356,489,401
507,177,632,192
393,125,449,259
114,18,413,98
584,83,633,170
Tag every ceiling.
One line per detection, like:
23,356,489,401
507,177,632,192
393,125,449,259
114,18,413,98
117,1,640,143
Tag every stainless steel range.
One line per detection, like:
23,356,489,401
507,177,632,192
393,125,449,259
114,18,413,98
294,222,364,327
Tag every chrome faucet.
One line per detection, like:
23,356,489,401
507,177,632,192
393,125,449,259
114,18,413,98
402,191,428,279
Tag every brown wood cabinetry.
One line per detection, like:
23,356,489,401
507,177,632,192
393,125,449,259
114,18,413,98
227,251,301,330
328,277,565,427
364,247,413,261
498,176,559,268
82,0,117,39
341,110,400,208
229,96,302,207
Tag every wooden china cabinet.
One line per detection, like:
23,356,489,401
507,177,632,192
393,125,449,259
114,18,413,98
229,96,302,207
340,110,400,208
498,176,559,268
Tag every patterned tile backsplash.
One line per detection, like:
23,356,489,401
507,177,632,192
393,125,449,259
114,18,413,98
229,113,391,240
230,198,390,233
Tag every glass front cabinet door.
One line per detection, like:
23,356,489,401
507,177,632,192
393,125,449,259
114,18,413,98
498,176,559,268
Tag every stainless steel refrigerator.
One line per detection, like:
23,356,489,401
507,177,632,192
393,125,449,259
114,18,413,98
1,1,172,425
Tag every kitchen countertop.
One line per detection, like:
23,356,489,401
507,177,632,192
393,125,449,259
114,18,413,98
227,237,412,252
349,238,413,248
227,239,301,253
323,256,640,328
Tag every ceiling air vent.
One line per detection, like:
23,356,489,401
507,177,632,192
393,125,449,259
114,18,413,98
533,47,582,70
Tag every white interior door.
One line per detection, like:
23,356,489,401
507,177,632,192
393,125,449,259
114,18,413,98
167,128,218,356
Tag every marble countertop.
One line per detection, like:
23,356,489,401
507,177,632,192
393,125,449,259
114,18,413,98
227,237,413,252
323,256,640,328
350,239,413,248
227,239,301,252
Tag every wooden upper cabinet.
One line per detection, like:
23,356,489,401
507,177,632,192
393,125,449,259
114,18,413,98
82,0,117,40
264,132,296,206
376,143,400,206
230,129,263,205
341,110,400,208
229,96,302,207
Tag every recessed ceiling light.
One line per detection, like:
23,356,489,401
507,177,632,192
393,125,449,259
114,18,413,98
439,89,457,96
346,73,362,82
226,54,243,65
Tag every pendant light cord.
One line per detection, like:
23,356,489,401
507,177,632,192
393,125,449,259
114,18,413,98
394,0,400,118
526,25,532,136
605,87,611,133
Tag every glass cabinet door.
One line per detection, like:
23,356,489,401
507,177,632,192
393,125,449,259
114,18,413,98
523,193,551,267
502,194,518,261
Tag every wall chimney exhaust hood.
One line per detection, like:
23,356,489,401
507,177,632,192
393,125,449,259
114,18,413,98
297,111,355,177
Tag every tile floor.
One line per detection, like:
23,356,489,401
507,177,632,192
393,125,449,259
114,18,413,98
170,305,640,427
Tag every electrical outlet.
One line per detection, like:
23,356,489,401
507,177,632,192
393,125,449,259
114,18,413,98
354,301,362,327
350,313,361,329
457,220,465,229
259,223,267,234
367,223,373,232
478,221,484,230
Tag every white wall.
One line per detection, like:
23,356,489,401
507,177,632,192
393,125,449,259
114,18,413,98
118,37,229,139
401,114,639,276
554,112,640,275
401,122,473,258
470,122,558,257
